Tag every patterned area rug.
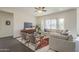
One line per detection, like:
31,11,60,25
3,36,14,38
16,37,54,52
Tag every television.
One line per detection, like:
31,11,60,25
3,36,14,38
24,22,32,29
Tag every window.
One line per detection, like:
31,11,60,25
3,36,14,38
45,20,51,29
44,19,56,29
50,19,56,29
43,18,64,31
58,18,64,29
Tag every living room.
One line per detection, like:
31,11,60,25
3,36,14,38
0,7,79,52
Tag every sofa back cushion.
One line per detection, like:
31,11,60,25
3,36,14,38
49,29,63,35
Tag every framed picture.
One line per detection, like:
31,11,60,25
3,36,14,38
6,20,11,25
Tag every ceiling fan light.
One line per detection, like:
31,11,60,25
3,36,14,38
34,7,46,16
37,10,43,13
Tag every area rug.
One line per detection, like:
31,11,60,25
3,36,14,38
16,36,49,51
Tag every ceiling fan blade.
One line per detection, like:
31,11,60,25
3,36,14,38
42,10,47,12
42,7,45,9
35,7,47,13
35,7,45,10
35,7,38,9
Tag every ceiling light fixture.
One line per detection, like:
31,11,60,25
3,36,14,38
34,7,47,16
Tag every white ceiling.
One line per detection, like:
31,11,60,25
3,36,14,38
43,7,74,15
0,7,75,16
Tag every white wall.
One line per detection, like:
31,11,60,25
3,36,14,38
13,8,36,38
36,9,77,39
0,8,36,38
77,8,79,35
0,11,13,38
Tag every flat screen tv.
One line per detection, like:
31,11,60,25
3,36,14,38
24,22,32,29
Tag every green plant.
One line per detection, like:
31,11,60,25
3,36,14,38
36,25,41,34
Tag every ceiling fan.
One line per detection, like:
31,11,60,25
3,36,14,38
35,7,47,12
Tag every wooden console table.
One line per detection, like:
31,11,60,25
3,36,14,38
20,29,36,46
21,29,36,34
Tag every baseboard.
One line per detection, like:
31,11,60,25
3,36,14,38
0,36,13,39
14,36,21,39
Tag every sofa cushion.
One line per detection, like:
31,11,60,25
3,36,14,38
50,29,63,34
50,33,69,40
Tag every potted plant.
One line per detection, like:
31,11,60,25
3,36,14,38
35,25,41,34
